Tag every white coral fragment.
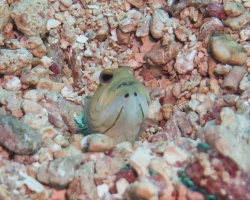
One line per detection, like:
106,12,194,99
76,35,88,43
47,19,61,30
174,48,197,75
150,9,169,39
129,146,155,176
163,142,189,166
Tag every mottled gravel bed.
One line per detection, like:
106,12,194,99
0,0,250,199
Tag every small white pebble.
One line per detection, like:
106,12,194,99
147,100,161,121
61,85,74,98
130,146,155,176
189,34,196,41
47,19,61,30
116,178,129,195
19,172,45,193
2,75,21,91
41,56,53,68
76,35,89,43
97,183,109,198
163,142,189,165
83,49,93,57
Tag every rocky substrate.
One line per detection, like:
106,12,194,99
0,0,249,199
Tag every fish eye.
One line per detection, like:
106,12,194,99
99,70,114,84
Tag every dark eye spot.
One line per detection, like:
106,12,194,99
100,71,113,84
124,93,129,98
134,92,137,96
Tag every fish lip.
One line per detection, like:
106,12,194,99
116,81,137,90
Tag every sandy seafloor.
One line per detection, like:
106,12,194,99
0,0,250,199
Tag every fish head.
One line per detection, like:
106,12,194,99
84,67,150,143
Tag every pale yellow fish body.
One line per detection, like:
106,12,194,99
84,67,150,143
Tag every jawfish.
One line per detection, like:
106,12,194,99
84,67,150,143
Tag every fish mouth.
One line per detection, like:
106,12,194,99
103,102,145,135
116,81,137,90
104,106,124,133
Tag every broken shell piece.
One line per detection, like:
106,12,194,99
4,39,22,50
117,28,130,45
196,93,216,115
54,12,65,23
150,157,176,181
239,76,250,91
2,75,22,91
129,146,155,176
163,142,189,166
76,34,88,43
39,126,59,139
214,64,232,75
5,36,46,58
172,82,182,98
96,18,110,41
53,134,69,148
41,56,53,68
10,36,43,49
223,66,247,94
22,112,49,130
240,29,250,41
174,25,192,42
209,79,222,96
174,47,197,74
219,107,250,141
109,141,134,163
0,184,10,200
36,78,65,92
161,104,174,120
60,85,74,98
86,134,116,152
119,9,143,33
116,178,129,195
150,9,169,39
47,19,61,30
198,17,224,41
59,0,72,7
136,16,151,37
209,32,247,65
148,100,162,122
145,40,179,66
22,99,46,116
201,125,250,172
124,178,158,200
126,0,143,8
29,44,47,58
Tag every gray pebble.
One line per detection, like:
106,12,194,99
67,161,98,200
0,115,41,154
37,156,83,188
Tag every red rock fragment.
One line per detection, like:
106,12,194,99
109,168,137,194
49,63,61,75
206,2,227,20
140,68,155,81
150,133,169,143
185,150,250,200
115,168,137,184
